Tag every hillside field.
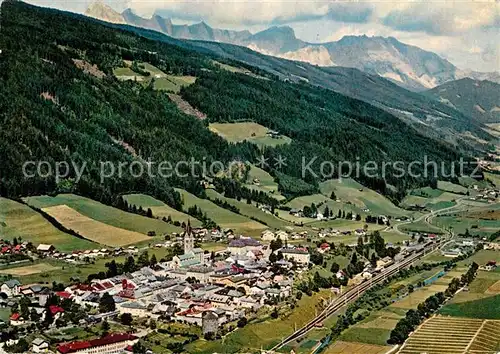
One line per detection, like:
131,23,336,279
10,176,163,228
398,316,500,354
319,178,410,216
123,194,201,227
175,189,266,235
0,198,98,251
42,205,151,247
244,165,285,201
209,122,291,148
23,194,182,238
205,189,292,230
113,61,196,93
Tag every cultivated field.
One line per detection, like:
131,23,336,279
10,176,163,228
205,189,292,230
123,194,201,227
0,263,60,276
212,60,268,80
319,178,410,216
153,75,196,93
437,181,468,194
244,164,285,201
23,194,181,236
282,192,366,224
42,205,151,247
175,189,266,235
391,269,466,309
447,268,500,304
0,198,98,251
401,190,462,210
113,61,196,93
484,172,500,188
398,316,500,354
209,122,291,147
432,213,500,238
325,341,391,354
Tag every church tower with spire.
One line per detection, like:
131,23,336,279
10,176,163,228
184,219,195,254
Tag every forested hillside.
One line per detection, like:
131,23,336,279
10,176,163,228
181,70,474,198
0,1,479,207
0,0,260,205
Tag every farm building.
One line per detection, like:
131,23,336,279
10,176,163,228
37,244,55,253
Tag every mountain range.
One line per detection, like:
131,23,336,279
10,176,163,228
85,1,500,91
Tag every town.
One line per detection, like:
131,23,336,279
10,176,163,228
0,215,498,354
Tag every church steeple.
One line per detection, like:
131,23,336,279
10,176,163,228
184,219,194,254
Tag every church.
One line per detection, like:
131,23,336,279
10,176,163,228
171,221,205,268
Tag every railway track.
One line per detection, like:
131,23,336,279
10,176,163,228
268,240,445,352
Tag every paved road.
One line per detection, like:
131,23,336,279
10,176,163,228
393,196,468,235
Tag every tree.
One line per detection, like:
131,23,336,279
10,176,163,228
19,297,31,319
330,191,336,200
98,292,115,313
271,307,279,319
30,308,41,322
133,341,147,354
123,256,136,273
330,262,340,274
101,320,110,336
105,260,118,277
146,208,153,218
323,206,330,218
150,254,157,266
149,319,157,330
270,237,283,252
137,251,150,268
237,317,248,328
120,313,133,326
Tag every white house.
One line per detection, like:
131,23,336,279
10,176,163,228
280,248,310,264
261,230,276,241
32,338,49,353
117,301,148,317
1,280,21,297
36,244,54,253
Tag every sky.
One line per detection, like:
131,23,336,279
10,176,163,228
23,0,500,72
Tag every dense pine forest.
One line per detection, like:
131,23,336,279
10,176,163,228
0,1,480,208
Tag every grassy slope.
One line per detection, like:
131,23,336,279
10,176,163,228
439,295,500,319
319,178,409,216
114,61,196,93
123,194,201,227
437,181,468,194
0,197,98,251
244,165,285,201
175,189,266,235
209,122,291,148
205,189,291,230
23,194,182,235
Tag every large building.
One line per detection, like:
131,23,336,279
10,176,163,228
227,237,262,255
172,221,206,268
57,333,138,354
280,248,310,264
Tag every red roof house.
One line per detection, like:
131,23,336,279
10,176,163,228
57,333,138,354
49,305,65,315
56,291,73,299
